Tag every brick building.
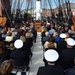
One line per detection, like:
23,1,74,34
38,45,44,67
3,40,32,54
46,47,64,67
41,3,75,18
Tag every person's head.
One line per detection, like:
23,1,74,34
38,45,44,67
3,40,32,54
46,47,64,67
66,38,75,48
15,24,20,29
65,33,69,38
25,32,31,38
2,30,7,35
44,41,55,49
43,27,47,32
7,32,12,36
8,27,11,31
49,36,55,42
0,42,5,54
53,32,58,37
0,60,13,75
20,35,26,43
60,33,66,41
65,26,69,31
48,42,55,49
0,42,5,49
10,43,14,48
44,49,59,64
45,31,49,36
64,33,70,41
14,39,23,49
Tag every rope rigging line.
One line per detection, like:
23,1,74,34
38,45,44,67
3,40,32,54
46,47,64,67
48,0,53,16
61,0,67,22
64,0,72,18
26,0,31,13
53,0,59,8
20,0,25,9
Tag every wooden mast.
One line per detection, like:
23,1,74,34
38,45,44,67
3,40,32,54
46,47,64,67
2,0,11,17
0,0,11,29
0,0,2,16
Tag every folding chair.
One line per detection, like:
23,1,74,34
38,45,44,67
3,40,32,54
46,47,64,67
13,60,30,75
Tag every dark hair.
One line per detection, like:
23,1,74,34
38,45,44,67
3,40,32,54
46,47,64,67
49,36,55,42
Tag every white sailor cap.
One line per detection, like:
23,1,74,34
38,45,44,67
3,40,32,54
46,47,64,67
14,39,23,49
44,49,59,62
60,33,66,38
67,38,75,46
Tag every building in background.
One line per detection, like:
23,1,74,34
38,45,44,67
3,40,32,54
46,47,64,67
1,0,75,21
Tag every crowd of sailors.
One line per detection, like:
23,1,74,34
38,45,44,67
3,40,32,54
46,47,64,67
0,21,37,75
0,19,75,75
37,21,75,75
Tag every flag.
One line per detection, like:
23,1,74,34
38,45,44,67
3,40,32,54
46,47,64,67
26,0,30,2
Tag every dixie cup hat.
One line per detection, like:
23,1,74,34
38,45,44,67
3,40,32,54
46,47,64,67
60,33,66,38
66,38,75,46
14,39,23,49
44,49,59,62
